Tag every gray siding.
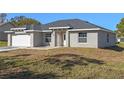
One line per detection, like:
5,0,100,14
0,23,14,41
98,31,116,48
33,32,42,47
69,31,98,48
42,32,52,46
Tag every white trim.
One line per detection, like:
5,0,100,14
4,31,14,33
49,26,70,29
68,28,101,31
24,30,42,33
10,28,26,31
4,30,42,34
42,30,52,33
15,32,27,34
68,28,115,34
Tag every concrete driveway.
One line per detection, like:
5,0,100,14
0,47,19,52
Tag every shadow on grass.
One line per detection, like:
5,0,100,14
43,54,104,70
1,69,59,79
104,45,124,52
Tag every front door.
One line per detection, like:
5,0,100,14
63,33,66,46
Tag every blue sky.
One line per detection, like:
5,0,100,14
6,13,124,31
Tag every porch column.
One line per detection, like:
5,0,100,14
60,32,63,46
51,30,56,47
57,32,62,46
66,30,70,47
30,33,34,47
8,34,12,46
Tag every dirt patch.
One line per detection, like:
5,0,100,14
0,48,124,63
1,46,124,79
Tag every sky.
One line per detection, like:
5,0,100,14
6,13,124,31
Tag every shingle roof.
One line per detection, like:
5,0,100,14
0,22,15,27
41,19,112,32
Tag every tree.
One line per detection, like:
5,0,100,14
0,13,7,23
9,16,41,27
116,18,124,37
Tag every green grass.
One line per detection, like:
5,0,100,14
0,43,124,79
0,56,124,79
117,42,124,48
0,41,7,47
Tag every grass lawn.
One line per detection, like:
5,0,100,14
117,42,124,47
0,43,124,79
0,41,7,47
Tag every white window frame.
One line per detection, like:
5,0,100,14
78,32,87,43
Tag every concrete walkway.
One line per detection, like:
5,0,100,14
0,46,65,52
23,46,57,50
0,47,19,52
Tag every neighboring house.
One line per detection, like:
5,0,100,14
0,22,15,41
5,19,116,48
117,37,124,42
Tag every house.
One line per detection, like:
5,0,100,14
5,19,116,48
0,22,15,41
117,37,124,42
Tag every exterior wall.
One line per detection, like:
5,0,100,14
33,32,43,47
9,33,32,47
7,29,116,48
7,34,12,46
69,31,98,48
8,32,42,47
8,32,50,47
56,32,59,46
42,32,52,46
98,31,116,48
0,23,14,41
51,31,56,47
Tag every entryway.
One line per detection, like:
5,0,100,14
63,33,66,46
55,31,66,47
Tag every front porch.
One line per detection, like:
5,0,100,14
51,29,69,47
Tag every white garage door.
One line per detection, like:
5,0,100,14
12,34,31,47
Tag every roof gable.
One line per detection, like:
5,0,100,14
41,19,113,33
42,19,98,29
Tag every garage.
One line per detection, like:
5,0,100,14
12,34,31,47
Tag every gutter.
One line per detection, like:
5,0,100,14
67,28,115,34
67,28,101,31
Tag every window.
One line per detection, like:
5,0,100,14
45,33,51,42
107,33,109,43
78,32,87,43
